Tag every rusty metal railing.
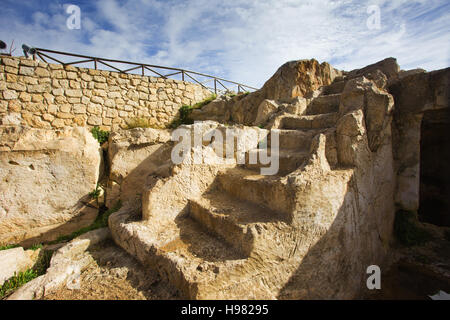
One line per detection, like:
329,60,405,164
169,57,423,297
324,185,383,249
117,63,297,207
30,47,258,95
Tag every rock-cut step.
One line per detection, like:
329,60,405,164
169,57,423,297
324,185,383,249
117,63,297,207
244,149,309,176
267,129,318,150
217,167,292,221
189,190,286,256
111,206,293,299
306,93,341,115
321,80,346,95
281,112,339,130
147,216,249,298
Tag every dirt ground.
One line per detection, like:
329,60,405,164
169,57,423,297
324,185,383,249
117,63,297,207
42,224,450,300
43,239,180,300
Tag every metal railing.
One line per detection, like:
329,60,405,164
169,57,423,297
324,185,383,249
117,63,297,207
30,47,258,95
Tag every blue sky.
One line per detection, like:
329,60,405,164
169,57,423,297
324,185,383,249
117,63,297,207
1,0,449,88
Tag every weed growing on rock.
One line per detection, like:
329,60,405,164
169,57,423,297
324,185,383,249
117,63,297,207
0,269,37,299
91,126,109,145
0,249,52,299
0,244,19,251
89,184,101,199
169,94,217,128
29,243,43,251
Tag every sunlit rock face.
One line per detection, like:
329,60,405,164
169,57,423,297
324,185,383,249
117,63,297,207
0,126,102,246
108,57,438,299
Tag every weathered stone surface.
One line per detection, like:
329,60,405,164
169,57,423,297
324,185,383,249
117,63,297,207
8,228,110,300
262,59,340,101
191,59,340,126
0,126,102,246
347,57,400,83
254,99,279,126
105,128,172,208
1,55,447,299
109,57,401,300
0,247,34,286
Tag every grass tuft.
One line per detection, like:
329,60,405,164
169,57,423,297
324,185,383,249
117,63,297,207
29,243,43,251
0,244,19,251
0,249,53,299
168,94,217,129
0,269,37,299
89,184,101,199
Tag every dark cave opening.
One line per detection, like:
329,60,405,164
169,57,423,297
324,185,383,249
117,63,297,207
419,108,450,227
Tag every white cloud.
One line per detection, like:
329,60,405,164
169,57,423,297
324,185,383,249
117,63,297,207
0,0,448,88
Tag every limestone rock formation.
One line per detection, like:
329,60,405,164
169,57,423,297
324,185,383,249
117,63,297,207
1,54,448,300
347,57,400,83
0,126,102,246
262,59,340,101
108,57,404,299
105,127,173,209
8,228,110,300
191,59,341,126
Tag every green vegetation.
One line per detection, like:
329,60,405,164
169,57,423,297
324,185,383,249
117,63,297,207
0,201,121,298
169,94,217,129
0,244,19,251
89,184,101,199
394,210,432,246
1,243,42,252
191,94,217,109
29,243,43,251
225,92,236,97
49,201,122,244
0,269,37,299
0,249,52,299
91,126,110,145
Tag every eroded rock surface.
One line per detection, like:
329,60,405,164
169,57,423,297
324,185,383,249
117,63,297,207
0,126,102,246
191,58,341,126
105,127,173,209
109,57,406,299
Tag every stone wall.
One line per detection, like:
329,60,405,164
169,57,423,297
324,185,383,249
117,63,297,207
0,56,212,130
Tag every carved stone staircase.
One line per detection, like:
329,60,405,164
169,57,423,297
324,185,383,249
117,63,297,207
110,80,350,299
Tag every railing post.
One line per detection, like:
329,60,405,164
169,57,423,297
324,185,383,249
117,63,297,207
214,78,217,95
181,70,184,82
141,65,145,76
94,58,97,70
